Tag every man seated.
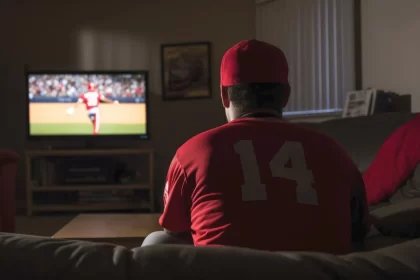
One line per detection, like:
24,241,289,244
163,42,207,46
143,40,370,253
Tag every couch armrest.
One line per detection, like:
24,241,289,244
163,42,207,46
0,162,18,232
0,149,19,165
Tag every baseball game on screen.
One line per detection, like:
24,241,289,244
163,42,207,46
28,73,147,136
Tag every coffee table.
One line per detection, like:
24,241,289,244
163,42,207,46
53,213,162,248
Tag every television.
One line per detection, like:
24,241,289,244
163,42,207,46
26,70,149,140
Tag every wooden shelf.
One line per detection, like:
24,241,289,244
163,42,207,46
26,148,155,216
31,184,150,192
32,202,150,213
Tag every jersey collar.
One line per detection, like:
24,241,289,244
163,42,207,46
239,110,282,119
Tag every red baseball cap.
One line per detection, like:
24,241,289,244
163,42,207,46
220,39,289,87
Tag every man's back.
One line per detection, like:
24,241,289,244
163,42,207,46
174,117,366,253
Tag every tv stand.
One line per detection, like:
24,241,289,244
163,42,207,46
85,139,95,149
25,148,154,216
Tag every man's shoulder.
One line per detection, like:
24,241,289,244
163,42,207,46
285,122,354,165
271,120,344,148
304,128,357,172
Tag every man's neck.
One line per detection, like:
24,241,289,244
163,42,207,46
231,108,283,121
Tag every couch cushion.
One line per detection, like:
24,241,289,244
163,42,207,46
342,238,420,276
370,198,420,238
390,164,420,203
133,245,376,280
133,239,420,279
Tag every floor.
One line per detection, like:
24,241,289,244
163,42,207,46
16,215,75,236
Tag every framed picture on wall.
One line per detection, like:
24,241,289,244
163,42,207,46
161,42,212,101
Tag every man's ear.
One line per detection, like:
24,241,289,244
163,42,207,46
281,84,291,108
221,86,230,108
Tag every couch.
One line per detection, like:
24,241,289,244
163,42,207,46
0,232,420,280
1,112,419,279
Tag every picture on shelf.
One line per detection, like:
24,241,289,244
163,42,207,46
342,89,376,118
161,42,212,101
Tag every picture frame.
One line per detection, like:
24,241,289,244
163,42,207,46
161,42,212,101
342,89,376,118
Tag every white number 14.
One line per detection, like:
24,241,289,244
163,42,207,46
234,140,318,205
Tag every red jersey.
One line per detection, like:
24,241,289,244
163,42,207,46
79,91,102,110
160,117,369,253
363,115,420,205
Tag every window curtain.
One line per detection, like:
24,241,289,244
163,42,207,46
256,0,355,116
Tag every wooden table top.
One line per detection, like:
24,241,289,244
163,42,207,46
53,213,162,239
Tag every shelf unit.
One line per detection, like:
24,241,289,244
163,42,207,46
25,149,154,216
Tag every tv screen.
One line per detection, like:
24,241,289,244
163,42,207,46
27,71,149,139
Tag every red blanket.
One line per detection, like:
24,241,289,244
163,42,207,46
363,115,420,206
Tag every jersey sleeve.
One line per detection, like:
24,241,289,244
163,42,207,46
328,138,370,249
159,155,192,233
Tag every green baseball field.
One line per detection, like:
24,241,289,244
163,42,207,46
30,123,146,135
29,103,147,135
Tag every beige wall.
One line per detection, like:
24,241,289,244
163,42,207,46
362,0,420,113
0,0,256,210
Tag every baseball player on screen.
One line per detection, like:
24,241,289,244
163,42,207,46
67,82,119,135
